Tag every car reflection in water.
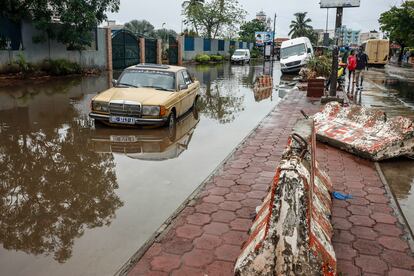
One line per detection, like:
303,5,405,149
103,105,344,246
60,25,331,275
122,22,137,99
90,108,200,161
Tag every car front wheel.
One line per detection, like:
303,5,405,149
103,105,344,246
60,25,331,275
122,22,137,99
167,111,176,127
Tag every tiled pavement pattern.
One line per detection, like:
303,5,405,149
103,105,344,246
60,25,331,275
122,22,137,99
129,91,414,276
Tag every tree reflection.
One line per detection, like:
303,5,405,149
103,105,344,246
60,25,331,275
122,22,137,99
0,118,123,263
197,81,244,124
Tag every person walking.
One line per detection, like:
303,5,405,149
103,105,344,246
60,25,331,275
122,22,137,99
347,50,357,96
355,47,369,90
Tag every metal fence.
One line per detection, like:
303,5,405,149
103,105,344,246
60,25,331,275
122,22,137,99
111,29,140,70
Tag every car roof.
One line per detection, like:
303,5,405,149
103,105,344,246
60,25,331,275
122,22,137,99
125,63,187,73
281,37,311,47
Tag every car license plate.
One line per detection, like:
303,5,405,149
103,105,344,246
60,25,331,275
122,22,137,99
110,135,138,143
109,116,135,125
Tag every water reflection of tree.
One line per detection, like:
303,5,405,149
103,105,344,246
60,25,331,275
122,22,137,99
198,81,244,124
0,121,122,263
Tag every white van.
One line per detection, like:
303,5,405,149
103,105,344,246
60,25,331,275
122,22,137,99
231,49,251,64
280,37,313,73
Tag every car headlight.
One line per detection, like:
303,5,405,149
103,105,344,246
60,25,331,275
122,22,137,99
281,63,286,68
92,101,109,112
142,105,160,116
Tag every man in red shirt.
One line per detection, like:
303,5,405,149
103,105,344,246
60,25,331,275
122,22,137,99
347,50,357,95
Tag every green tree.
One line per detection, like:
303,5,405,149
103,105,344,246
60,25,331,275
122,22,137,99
124,19,156,37
182,0,205,36
1,0,119,50
183,0,246,39
379,1,414,61
154,29,178,42
238,19,266,42
306,29,319,45
289,12,313,38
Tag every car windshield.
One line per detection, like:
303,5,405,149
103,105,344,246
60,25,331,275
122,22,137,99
234,50,246,56
281,43,306,59
117,70,175,91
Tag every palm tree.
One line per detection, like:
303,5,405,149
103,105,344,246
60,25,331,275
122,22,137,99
182,0,205,10
182,0,205,35
124,20,155,37
288,12,313,38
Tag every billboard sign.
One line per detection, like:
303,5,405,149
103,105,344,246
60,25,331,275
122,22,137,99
320,0,360,8
255,32,274,47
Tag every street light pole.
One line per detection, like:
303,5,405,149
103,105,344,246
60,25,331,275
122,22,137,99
328,7,343,97
272,13,276,61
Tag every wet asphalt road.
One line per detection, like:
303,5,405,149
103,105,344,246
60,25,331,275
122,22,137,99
0,62,287,276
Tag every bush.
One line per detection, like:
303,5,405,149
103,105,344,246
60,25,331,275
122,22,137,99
0,63,20,74
46,59,82,75
250,47,261,58
228,46,235,57
0,58,82,76
305,55,332,78
210,55,223,62
195,54,211,64
16,52,29,72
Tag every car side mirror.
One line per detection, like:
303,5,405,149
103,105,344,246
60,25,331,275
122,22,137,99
307,48,311,54
179,84,188,90
112,79,117,86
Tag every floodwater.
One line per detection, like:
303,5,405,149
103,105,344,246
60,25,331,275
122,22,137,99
0,62,286,275
363,66,414,231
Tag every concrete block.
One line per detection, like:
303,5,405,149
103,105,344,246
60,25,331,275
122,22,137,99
314,102,414,161
234,119,336,276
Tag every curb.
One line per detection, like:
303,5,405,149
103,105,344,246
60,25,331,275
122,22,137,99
375,162,414,254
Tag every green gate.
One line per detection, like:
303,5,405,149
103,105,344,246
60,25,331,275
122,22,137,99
168,36,179,65
145,38,157,64
112,30,140,70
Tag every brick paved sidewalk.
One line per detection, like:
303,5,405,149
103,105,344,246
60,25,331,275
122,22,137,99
128,91,414,276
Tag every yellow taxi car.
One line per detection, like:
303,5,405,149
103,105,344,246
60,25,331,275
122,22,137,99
89,64,200,127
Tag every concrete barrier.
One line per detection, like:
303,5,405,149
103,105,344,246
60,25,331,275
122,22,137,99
234,119,336,276
314,102,414,161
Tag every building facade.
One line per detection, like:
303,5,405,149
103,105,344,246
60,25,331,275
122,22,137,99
339,25,361,46
0,18,111,69
256,11,272,31
359,30,380,43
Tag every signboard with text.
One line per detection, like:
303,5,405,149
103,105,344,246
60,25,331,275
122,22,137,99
255,32,274,47
320,0,360,8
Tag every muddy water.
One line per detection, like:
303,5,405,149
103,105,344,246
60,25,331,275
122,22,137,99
364,66,414,231
0,62,285,275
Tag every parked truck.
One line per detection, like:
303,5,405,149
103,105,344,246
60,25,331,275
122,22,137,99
361,39,390,67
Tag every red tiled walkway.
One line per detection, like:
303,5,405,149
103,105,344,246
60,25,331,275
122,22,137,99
128,91,414,275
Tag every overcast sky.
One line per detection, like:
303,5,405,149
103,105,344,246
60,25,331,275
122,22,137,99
107,0,404,37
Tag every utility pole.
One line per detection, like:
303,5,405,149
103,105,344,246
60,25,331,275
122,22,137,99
328,7,343,97
272,13,276,60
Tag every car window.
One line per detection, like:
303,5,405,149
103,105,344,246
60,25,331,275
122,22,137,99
118,70,175,91
182,70,192,85
177,71,186,88
281,43,306,59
